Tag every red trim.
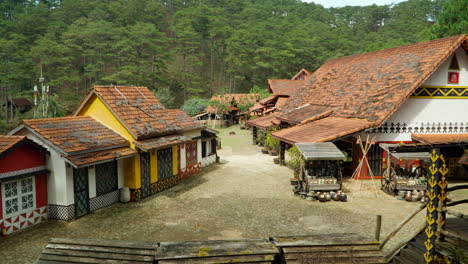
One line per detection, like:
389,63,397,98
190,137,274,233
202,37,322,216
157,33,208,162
35,174,48,208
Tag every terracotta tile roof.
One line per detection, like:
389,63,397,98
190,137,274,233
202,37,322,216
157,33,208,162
23,116,128,156
0,135,25,155
275,97,289,109
76,86,204,139
411,133,468,144
267,79,305,96
259,95,279,105
134,134,192,152
207,94,260,113
249,102,265,112
277,104,330,124
291,68,312,80
246,114,280,129
62,146,136,168
272,117,374,144
281,35,467,124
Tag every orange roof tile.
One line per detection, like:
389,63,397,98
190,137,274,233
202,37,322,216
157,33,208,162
411,133,468,144
134,134,192,152
259,95,279,105
207,94,260,113
281,35,467,124
75,86,204,139
272,117,374,144
247,114,281,129
275,97,289,109
291,68,312,80
23,116,128,156
249,102,265,112
62,146,136,168
0,135,25,155
277,104,330,124
267,79,305,96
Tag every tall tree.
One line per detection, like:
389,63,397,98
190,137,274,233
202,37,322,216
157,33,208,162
431,0,468,38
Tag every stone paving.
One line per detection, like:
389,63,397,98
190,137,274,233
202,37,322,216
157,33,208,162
0,125,429,263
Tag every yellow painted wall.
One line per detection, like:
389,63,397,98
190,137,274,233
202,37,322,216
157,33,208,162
77,94,142,189
150,151,158,183
172,146,178,176
77,94,134,145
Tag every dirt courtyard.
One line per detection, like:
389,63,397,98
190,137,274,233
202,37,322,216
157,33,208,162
0,125,430,263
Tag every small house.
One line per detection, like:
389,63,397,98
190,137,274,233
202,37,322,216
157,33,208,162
206,94,259,127
0,136,48,235
9,116,136,220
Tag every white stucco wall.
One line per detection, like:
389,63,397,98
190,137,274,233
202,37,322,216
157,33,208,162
367,46,468,142
12,128,74,206
88,167,96,199
423,46,468,86
117,159,124,188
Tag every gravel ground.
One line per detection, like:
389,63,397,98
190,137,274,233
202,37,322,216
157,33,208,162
0,124,459,263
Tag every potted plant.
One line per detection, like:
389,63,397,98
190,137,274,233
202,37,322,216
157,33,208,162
287,145,302,177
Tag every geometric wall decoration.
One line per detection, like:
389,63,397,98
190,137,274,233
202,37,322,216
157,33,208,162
411,86,468,98
201,154,216,167
367,122,468,134
90,190,120,212
48,204,75,221
0,206,47,235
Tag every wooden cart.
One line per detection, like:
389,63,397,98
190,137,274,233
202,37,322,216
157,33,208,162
293,143,346,195
380,145,430,195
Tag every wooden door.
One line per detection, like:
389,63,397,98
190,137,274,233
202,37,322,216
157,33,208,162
186,141,198,167
140,152,151,198
73,167,89,218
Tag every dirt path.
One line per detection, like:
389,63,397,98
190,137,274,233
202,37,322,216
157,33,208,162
0,125,426,263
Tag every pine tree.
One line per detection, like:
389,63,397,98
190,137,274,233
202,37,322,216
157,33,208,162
431,0,468,38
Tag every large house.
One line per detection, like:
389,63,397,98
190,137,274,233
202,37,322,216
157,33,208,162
249,35,468,178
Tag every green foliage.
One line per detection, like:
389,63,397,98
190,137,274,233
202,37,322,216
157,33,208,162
0,0,456,125
152,87,175,109
430,0,468,38
249,85,270,100
181,97,210,116
287,145,303,176
265,127,281,151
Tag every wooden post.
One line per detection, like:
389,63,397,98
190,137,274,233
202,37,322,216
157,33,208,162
424,148,441,264
375,215,382,242
252,126,257,145
280,141,285,166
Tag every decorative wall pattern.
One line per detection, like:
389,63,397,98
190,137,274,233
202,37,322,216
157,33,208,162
180,163,201,179
48,204,75,221
90,190,120,212
0,206,47,235
201,155,217,167
367,122,468,134
411,86,468,98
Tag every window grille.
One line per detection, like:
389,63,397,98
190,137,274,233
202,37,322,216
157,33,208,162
2,177,35,217
96,161,118,196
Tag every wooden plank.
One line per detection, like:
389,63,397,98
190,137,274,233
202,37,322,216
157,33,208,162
159,261,273,264
156,254,276,263
272,233,377,247
49,238,159,250
42,248,154,262
156,240,279,260
284,256,387,264
284,250,382,259
46,243,156,256
282,244,380,253
39,254,148,264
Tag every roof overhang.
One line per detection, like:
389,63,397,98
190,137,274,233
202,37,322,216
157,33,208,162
295,142,346,161
134,134,192,152
61,146,137,168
